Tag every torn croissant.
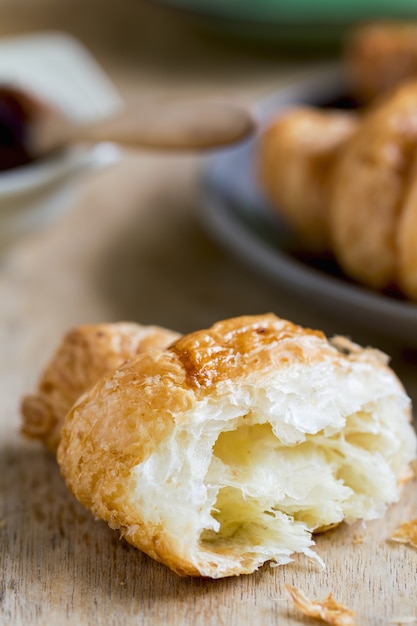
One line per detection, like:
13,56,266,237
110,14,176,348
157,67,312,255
21,322,180,452
57,314,416,578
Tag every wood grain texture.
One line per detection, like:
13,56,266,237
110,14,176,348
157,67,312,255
1,2,417,624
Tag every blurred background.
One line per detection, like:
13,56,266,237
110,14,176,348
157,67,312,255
2,0,417,363
2,0,417,343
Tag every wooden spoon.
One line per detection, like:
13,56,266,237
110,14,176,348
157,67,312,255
27,98,256,156
0,85,256,170
35,102,255,154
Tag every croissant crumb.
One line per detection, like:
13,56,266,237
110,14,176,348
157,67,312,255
285,585,356,626
390,517,417,549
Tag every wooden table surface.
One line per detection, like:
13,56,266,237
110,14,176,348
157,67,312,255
1,2,417,624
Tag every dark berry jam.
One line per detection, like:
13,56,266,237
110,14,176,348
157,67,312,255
0,86,39,171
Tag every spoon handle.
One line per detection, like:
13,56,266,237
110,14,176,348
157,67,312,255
32,100,256,154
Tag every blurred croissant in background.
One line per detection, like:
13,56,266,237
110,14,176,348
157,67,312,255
259,107,358,252
260,20,417,303
259,77,417,302
347,21,417,103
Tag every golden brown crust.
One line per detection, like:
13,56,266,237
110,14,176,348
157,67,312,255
58,345,202,575
21,322,180,452
170,313,323,389
259,107,357,251
346,21,417,103
330,80,417,290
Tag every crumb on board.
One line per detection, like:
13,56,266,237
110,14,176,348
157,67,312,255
387,617,417,625
285,585,356,626
352,533,364,545
390,517,417,549
398,465,415,486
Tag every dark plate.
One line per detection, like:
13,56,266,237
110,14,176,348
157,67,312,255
200,66,417,344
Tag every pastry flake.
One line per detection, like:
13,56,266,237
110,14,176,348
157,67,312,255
390,517,417,549
285,585,356,626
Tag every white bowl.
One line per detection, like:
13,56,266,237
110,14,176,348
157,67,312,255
0,31,123,247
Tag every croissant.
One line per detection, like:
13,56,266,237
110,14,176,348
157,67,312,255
346,21,417,103
259,107,358,251
21,322,180,452
330,80,417,293
57,314,416,578
259,80,417,301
